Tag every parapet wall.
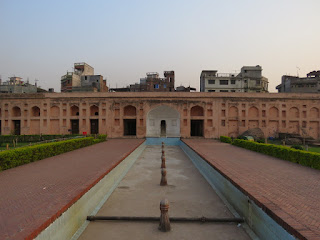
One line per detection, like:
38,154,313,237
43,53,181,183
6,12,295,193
0,92,319,139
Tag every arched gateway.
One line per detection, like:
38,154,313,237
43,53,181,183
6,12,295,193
147,105,180,137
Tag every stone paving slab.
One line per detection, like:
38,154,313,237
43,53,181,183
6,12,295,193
183,139,320,240
0,139,144,240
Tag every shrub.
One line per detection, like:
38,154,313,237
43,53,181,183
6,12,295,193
237,136,247,140
291,145,304,150
257,138,265,143
0,136,106,171
232,139,320,170
220,136,232,143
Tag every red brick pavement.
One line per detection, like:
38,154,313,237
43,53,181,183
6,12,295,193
183,139,320,240
0,139,144,240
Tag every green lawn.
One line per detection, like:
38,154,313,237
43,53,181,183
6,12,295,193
0,142,31,151
267,139,283,145
264,139,320,153
308,147,320,153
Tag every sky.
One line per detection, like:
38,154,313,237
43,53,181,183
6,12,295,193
0,0,319,92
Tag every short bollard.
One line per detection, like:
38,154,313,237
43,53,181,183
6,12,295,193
161,155,166,168
159,199,171,232
160,168,167,186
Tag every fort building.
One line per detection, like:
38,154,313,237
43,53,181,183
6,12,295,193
0,92,319,140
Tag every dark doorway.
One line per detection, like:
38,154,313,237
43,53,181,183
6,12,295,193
13,120,21,135
191,120,204,137
124,119,136,136
71,120,79,134
90,119,99,134
160,120,166,137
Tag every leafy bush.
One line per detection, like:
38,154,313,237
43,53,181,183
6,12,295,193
237,136,247,140
93,134,107,143
220,136,232,143
0,136,106,171
257,138,265,143
232,139,320,170
291,145,304,150
97,134,107,140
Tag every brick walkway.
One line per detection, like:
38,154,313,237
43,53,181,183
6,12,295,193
0,139,144,240
183,139,320,240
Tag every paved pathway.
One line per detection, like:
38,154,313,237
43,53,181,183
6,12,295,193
0,139,144,240
183,139,320,240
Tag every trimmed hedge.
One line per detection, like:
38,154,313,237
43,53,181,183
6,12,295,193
0,137,106,171
220,136,232,143
232,139,320,170
0,135,81,146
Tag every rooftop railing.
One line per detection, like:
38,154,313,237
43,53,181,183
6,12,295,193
61,72,73,80
216,73,238,77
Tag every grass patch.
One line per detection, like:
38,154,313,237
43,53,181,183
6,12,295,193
0,142,30,150
308,147,320,153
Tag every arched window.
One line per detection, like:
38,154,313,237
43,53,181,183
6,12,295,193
310,107,319,119
90,105,99,116
248,106,259,118
124,105,136,116
190,106,204,116
12,106,21,117
70,105,79,116
229,106,238,118
50,106,60,117
269,107,279,118
289,107,299,118
31,106,40,117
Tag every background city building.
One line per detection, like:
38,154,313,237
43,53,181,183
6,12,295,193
200,66,268,93
0,77,46,93
276,71,320,93
175,85,196,92
111,71,175,92
61,63,108,92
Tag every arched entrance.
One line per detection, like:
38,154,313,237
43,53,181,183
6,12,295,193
147,105,180,137
190,105,204,137
160,120,166,137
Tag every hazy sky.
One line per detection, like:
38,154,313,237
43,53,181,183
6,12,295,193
1,0,319,92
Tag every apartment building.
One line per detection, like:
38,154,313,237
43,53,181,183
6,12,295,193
200,66,268,93
276,71,320,93
61,63,108,92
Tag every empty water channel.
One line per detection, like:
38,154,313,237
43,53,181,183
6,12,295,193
39,138,294,240
70,138,252,240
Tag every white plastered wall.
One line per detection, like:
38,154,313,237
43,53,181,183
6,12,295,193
146,105,180,137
